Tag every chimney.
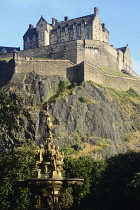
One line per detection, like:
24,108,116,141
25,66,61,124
94,7,98,15
64,16,68,21
102,23,105,29
29,24,34,29
52,18,58,26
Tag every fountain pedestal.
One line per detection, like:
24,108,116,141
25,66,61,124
17,178,83,210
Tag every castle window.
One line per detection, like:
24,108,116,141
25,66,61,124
86,34,89,39
73,25,76,33
61,39,65,43
77,36,81,40
65,26,68,35
33,35,36,41
69,37,73,41
27,36,30,42
81,23,85,31
40,32,44,40
57,28,61,36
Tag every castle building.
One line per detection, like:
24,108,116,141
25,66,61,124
0,46,20,54
23,7,109,49
22,7,134,76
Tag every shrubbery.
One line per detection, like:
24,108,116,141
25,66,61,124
1,147,140,210
0,140,37,210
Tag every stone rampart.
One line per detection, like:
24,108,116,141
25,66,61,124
0,41,78,64
84,62,140,94
67,62,84,83
84,40,118,58
0,40,137,79
14,55,75,77
82,40,119,70
17,41,78,64
0,55,75,88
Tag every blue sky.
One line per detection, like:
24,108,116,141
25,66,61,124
1,0,140,76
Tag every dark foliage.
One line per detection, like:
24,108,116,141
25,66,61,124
0,140,37,210
0,89,21,130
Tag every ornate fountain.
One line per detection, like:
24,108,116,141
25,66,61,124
16,104,84,210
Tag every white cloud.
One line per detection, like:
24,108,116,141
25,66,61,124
132,58,140,77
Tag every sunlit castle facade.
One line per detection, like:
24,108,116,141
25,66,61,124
23,7,109,49
23,7,135,76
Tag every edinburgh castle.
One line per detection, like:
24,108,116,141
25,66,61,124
0,7,139,93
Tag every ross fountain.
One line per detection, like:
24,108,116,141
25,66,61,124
16,104,84,209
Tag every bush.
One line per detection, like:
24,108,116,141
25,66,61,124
0,89,21,130
58,79,69,92
0,140,37,210
64,156,106,209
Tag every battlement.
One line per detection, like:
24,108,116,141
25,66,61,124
13,53,75,76
0,52,140,94
1,39,137,77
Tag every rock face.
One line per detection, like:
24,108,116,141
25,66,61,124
1,72,140,159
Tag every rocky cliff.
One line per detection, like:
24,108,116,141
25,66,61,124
1,71,140,159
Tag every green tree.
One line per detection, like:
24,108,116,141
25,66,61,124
0,89,21,130
95,152,140,210
64,156,106,209
0,139,37,210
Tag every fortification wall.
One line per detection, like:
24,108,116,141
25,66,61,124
0,40,134,77
82,40,119,70
0,41,78,64
17,41,78,64
84,40,118,58
14,55,74,77
67,62,84,83
84,62,140,94
0,53,13,59
0,55,75,88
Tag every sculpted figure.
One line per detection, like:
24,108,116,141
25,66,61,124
56,165,63,179
35,195,41,207
46,138,53,159
50,144,57,171
36,144,45,163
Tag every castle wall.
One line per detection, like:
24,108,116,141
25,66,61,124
67,62,84,83
0,55,75,88
83,40,119,70
0,40,137,79
84,62,140,94
14,56,74,77
15,41,77,64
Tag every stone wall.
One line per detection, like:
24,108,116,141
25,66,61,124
0,40,136,78
67,62,84,83
14,55,74,77
17,41,78,64
84,62,140,94
0,55,75,88
83,40,119,70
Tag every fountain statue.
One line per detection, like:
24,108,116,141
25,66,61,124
16,104,84,209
